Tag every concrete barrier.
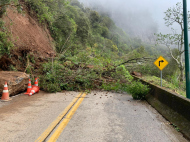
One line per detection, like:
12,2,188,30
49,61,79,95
133,76,190,140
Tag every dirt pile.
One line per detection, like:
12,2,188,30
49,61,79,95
3,6,55,58
0,71,29,96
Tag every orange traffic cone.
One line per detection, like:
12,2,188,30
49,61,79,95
24,79,32,94
28,85,40,96
34,78,38,86
1,82,12,101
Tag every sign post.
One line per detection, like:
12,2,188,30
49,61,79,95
154,56,168,87
161,70,162,87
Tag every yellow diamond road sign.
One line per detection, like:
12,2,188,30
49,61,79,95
154,56,168,70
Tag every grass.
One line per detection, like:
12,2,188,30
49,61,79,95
142,76,186,97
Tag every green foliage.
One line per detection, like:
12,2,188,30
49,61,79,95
0,0,19,17
25,0,54,23
76,14,90,44
53,16,77,53
39,56,137,93
9,65,17,71
101,16,115,29
116,65,133,81
163,2,189,27
127,81,150,100
26,65,34,74
143,75,186,97
45,83,62,93
39,61,64,92
0,20,14,56
1,0,182,97
170,72,180,88
39,60,101,92
101,81,122,92
23,0,141,58
70,0,84,9
28,54,35,63
90,11,100,24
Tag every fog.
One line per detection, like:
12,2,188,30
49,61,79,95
78,0,190,42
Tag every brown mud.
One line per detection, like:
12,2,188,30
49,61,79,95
0,5,55,71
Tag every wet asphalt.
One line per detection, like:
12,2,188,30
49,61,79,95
57,91,187,142
0,91,188,142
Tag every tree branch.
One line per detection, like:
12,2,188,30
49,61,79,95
168,45,180,64
102,57,153,75
116,57,153,67
60,31,73,53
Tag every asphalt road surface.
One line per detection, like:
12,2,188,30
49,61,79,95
0,91,188,142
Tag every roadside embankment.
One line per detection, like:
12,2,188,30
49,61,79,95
133,76,190,140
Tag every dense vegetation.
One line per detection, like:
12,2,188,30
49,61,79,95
0,0,186,98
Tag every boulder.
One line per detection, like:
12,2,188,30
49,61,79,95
0,71,29,96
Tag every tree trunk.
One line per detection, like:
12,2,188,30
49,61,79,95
179,51,184,82
179,68,184,82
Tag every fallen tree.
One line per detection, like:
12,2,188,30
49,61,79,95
102,57,153,76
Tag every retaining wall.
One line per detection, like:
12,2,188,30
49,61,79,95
133,76,190,140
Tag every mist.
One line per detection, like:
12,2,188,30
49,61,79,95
78,0,190,42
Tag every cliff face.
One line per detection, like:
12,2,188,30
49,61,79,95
3,6,55,58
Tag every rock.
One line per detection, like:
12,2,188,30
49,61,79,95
0,71,29,96
131,71,142,78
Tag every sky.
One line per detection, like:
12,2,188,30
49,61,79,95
78,0,190,40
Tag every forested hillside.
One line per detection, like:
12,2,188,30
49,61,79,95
0,0,184,98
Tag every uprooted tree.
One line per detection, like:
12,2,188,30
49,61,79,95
155,2,190,81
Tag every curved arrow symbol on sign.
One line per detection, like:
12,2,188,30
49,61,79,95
159,60,164,66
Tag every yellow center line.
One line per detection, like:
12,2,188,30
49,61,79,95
47,93,87,142
35,92,83,142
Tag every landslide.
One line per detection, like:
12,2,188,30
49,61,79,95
0,0,150,96
0,4,55,72
0,3,55,96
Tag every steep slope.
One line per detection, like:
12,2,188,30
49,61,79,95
3,6,55,58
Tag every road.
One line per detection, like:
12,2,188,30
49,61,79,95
0,91,188,142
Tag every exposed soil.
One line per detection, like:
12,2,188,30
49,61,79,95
3,6,55,58
0,55,15,71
